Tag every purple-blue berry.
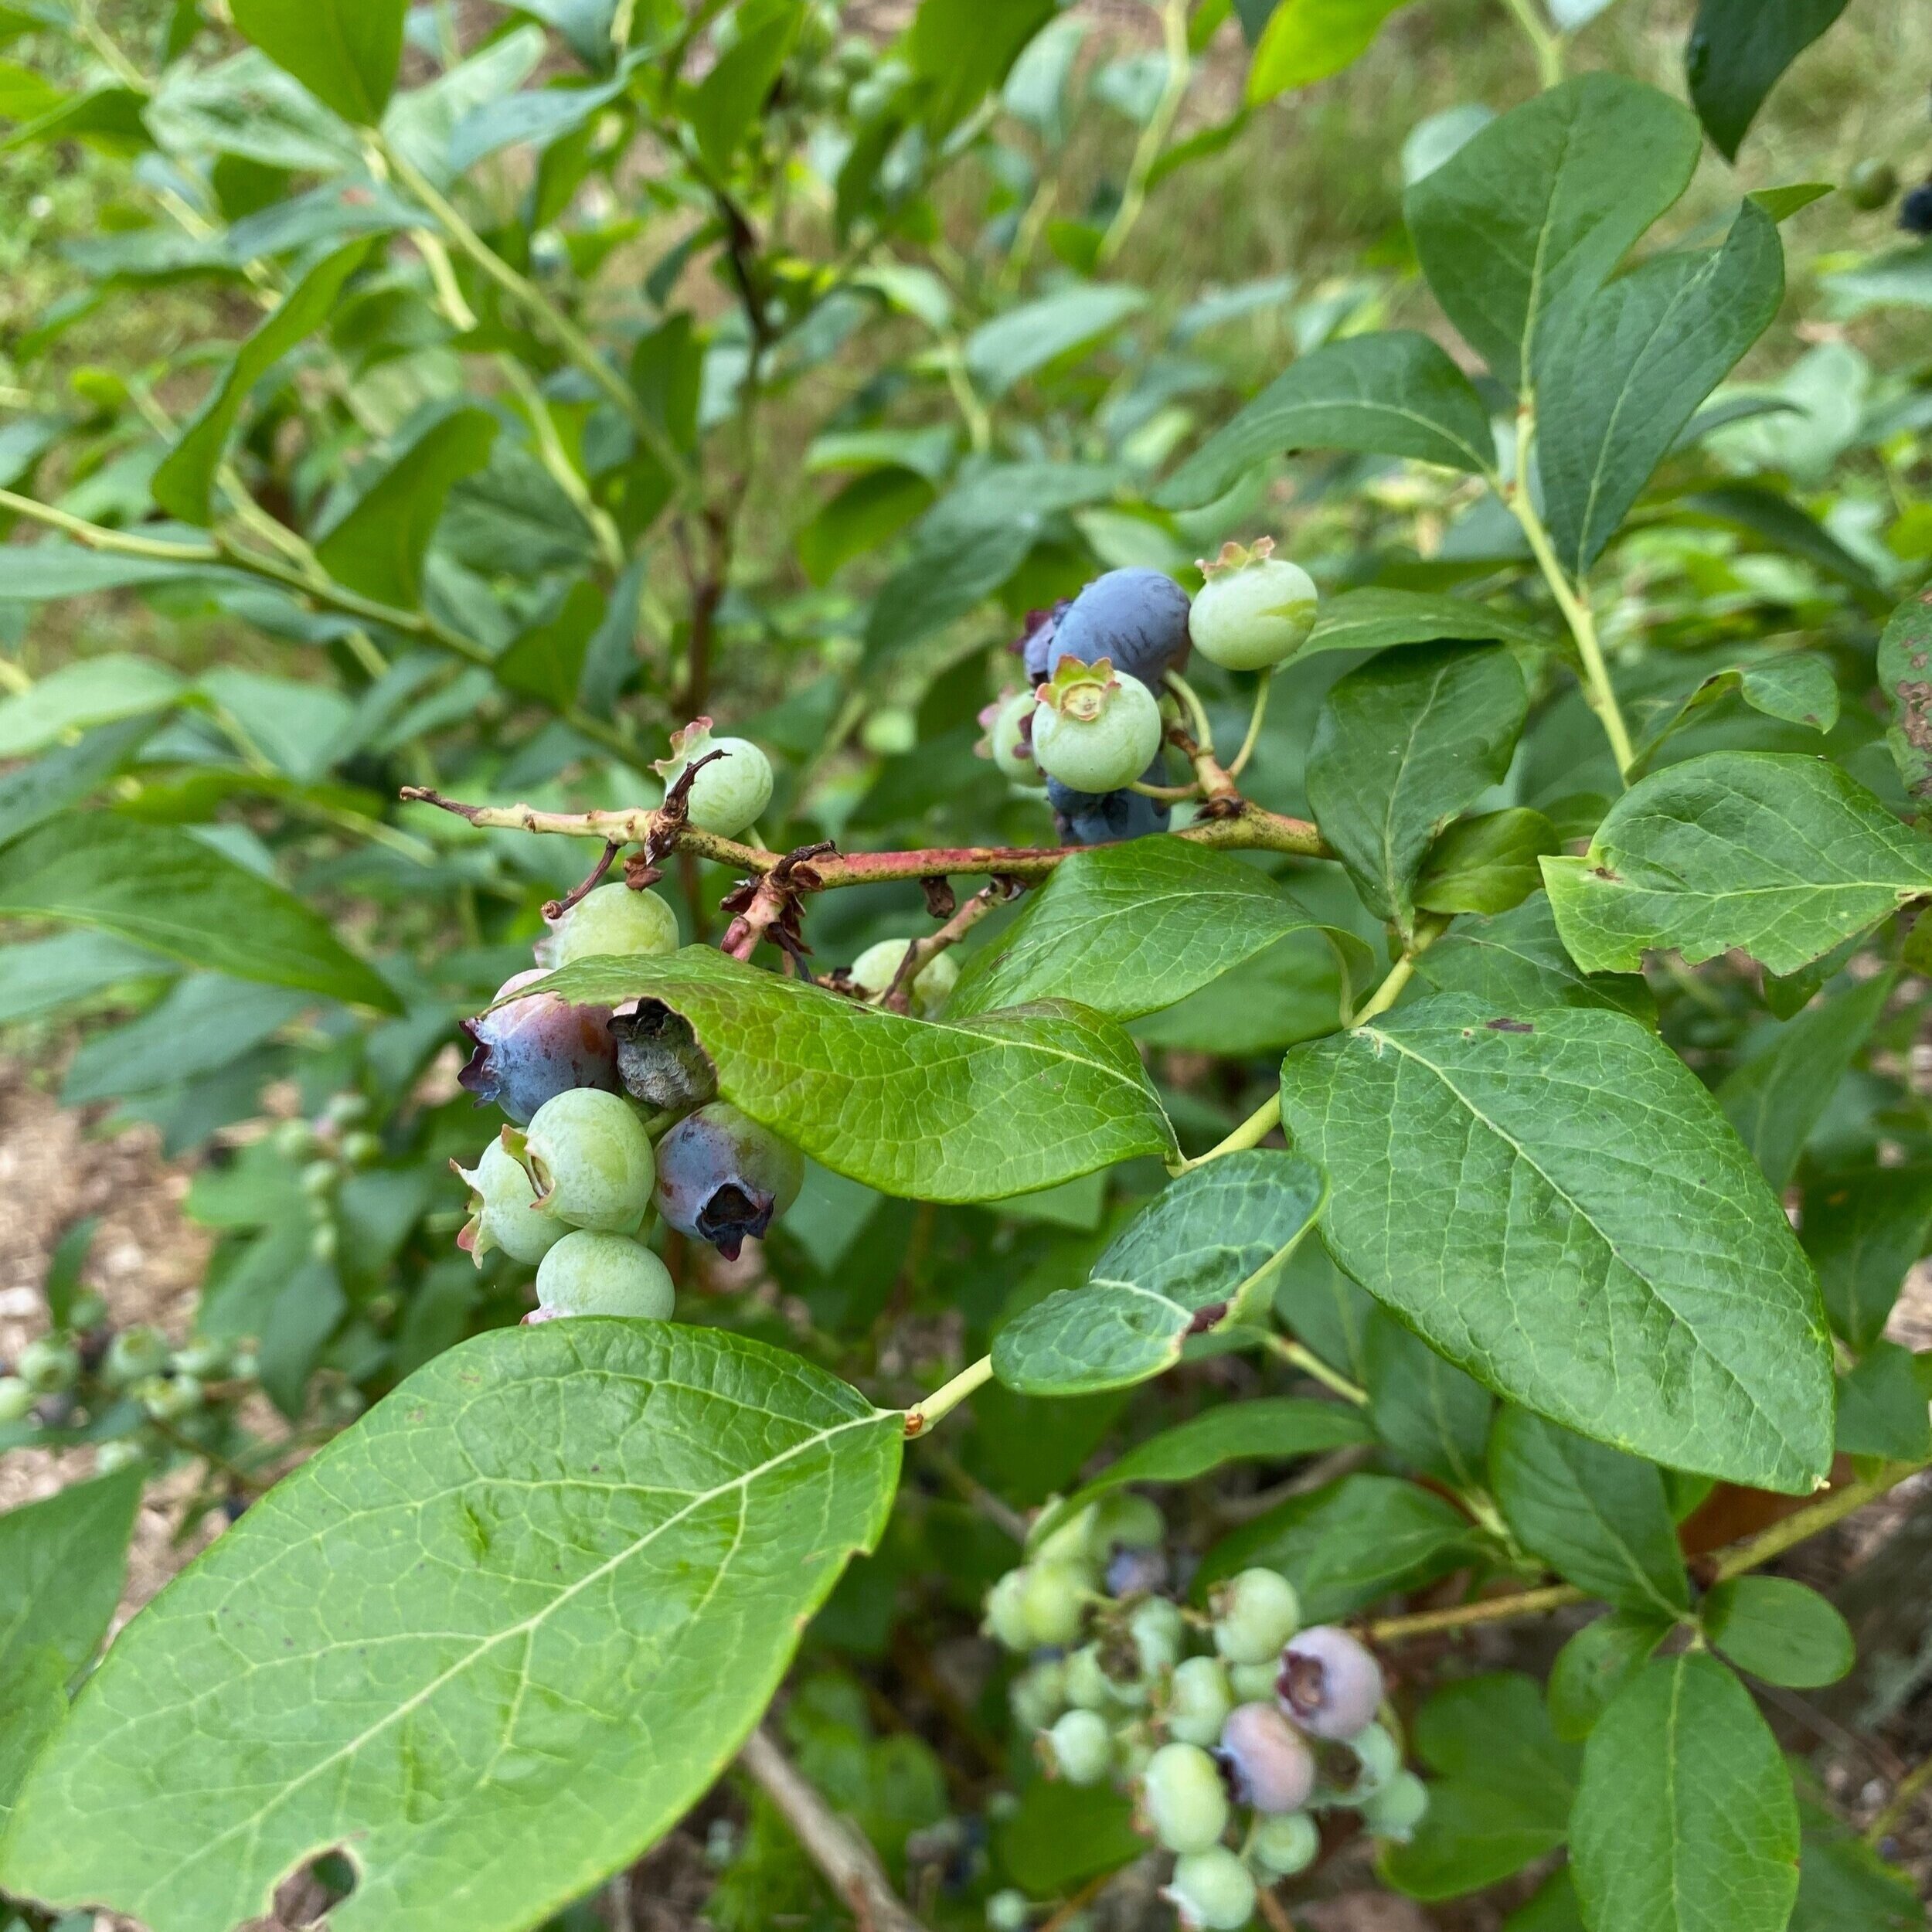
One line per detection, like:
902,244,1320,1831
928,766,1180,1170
459,969,621,1126
1277,1626,1383,1740
1217,1701,1315,1814
1018,601,1071,683
651,1101,804,1260
1900,177,1932,236
1047,764,1170,846
1049,569,1192,685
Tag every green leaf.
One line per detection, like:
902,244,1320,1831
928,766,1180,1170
1362,1311,1492,1488
230,0,406,124
1405,74,1700,390
0,1468,143,1679
1547,1611,1672,1742
992,1151,1324,1395
1536,199,1784,576
1490,1406,1688,1614
995,1777,1143,1893
1246,0,1414,102
862,519,1034,658
1543,753,1932,978
315,403,498,607
1306,643,1527,940
1131,929,1352,1056
1833,1341,1932,1461
1027,1396,1372,1548
905,0,1056,133
1301,587,1548,658
0,929,170,1026
0,815,399,1012
0,544,233,601
1382,1673,1580,1900
495,580,604,710
448,63,638,174
1157,333,1496,508
1505,1867,1587,1932
1631,654,1842,776
1278,996,1835,1492
689,0,799,172
948,841,1314,1022
1196,1471,1473,1617
0,1325,901,1932
1415,808,1559,917
0,1647,67,1832
1876,587,1932,807
962,284,1148,399
1413,897,1656,1025
1572,1654,1798,1932
1716,971,1891,1192
1802,1165,1932,1349
537,949,1177,1201
1702,1577,1853,1688
0,655,183,757
151,240,371,524
1685,0,1850,160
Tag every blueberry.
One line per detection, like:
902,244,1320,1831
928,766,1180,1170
532,1230,675,1320
1276,1627,1383,1740
1359,1768,1428,1842
1138,1741,1230,1855
978,688,1042,787
1047,765,1170,846
1165,1656,1234,1748
1247,1809,1319,1877
93,1437,145,1475
651,1101,804,1260
1320,1720,1399,1803
1009,1658,1068,1732
459,969,621,1126
1089,1491,1164,1556
1049,570,1192,685
1128,1596,1184,1678
1042,1707,1114,1786
849,939,960,1017
1019,1557,1093,1648
1900,178,1932,236
1064,1643,1115,1711
984,1567,1034,1653
1847,158,1897,210
1031,660,1164,794
16,1335,79,1396
1018,601,1071,682
1216,1702,1315,1814
1105,1543,1170,1597
1188,539,1318,671
100,1325,169,1389
609,999,719,1114
1226,1660,1280,1703
513,1088,657,1233
549,882,679,965
653,717,774,837
1162,1845,1256,1932
1210,1568,1301,1665
454,1137,571,1269
0,1376,36,1423
985,1889,1029,1932
134,1372,203,1422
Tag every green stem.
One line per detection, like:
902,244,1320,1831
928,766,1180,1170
903,1355,994,1438
1263,1333,1369,1407
1096,0,1192,267
1182,1091,1281,1172
1498,0,1563,87
1226,668,1273,780
0,487,218,561
1708,1459,1928,1583
1350,950,1417,1026
498,355,625,574
1867,1752,1932,1848
1165,668,1215,755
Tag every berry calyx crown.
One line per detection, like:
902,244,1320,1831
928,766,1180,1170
652,716,716,778
1036,655,1122,723
1198,536,1276,578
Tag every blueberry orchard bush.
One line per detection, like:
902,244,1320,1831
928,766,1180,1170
0,2,1928,1930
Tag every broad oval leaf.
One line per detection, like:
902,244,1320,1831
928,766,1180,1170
1543,752,1932,978
947,840,1314,1021
1547,1611,1672,1743
963,284,1148,398
1571,1654,1800,1932
0,1324,903,1932
231,0,406,125
1302,587,1549,659
1413,897,1656,1025
0,655,183,757
537,949,1177,1201
1028,1395,1372,1547
0,815,399,1012
1801,1164,1932,1350
992,1151,1325,1395
1278,996,1835,1492
1156,332,1496,509
1246,0,1414,103
1702,1576,1853,1689
1686,0,1850,161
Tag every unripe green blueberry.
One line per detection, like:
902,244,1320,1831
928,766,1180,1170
172,1338,230,1379
103,1325,170,1388
515,1089,656,1231
1031,1500,1097,1565
552,882,679,965
134,1372,203,1422
860,706,917,756
849,939,959,1017
1247,1810,1319,1878
985,1889,1029,1932
1218,1702,1315,1814
299,1158,339,1199
1029,659,1164,794
1129,1595,1185,1678
1009,1658,1068,1732
1065,1643,1116,1712
978,688,1041,786
1227,1661,1280,1702
1042,1707,1113,1786
17,1335,79,1395
309,1222,338,1264
68,1289,107,1331
834,33,876,77
1188,539,1318,671
1359,1768,1428,1842
1848,158,1898,210
273,1117,317,1161
1277,1626,1383,1740
1089,1490,1164,1556
1211,1569,1301,1665
1163,1845,1256,1931
654,718,774,837
93,1437,145,1475
1019,1557,1091,1648
1323,1721,1399,1803
1113,1722,1156,1784
1166,1656,1235,1747
341,1131,383,1168
1139,1742,1230,1855
985,1567,1035,1653
0,1376,36,1423
533,1231,675,1320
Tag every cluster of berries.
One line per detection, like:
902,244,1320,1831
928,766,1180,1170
978,544,1318,847
983,1494,1426,1930
275,1091,382,1267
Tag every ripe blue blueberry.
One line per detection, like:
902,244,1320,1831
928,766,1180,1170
610,999,718,1114
651,1101,804,1260
1047,767,1170,846
1901,178,1932,236
1277,1626,1383,1740
1042,1707,1114,1786
512,1088,657,1232
1210,1568,1301,1665
978,687,1042,787
549,882,679,964
1138,1741,1230,1855
1187,539,1318,671
1247,1810,1319,1877
1216,1702,1315,1814
1030,658,1164,794
1162,1846,1256,1932
1165,1656,1235,1748
1359,1768,1428,1842
459,969,621,1126
1049,569,1192,685
653,717,774,837
453,1136,569,1268
532,1230,675,1320
1018,600,1070,683
849,939,959,1017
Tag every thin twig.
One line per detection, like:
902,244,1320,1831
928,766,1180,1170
542,842,622,923
883,879,1022,1012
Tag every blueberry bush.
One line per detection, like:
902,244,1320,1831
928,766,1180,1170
1,2,1930,1930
